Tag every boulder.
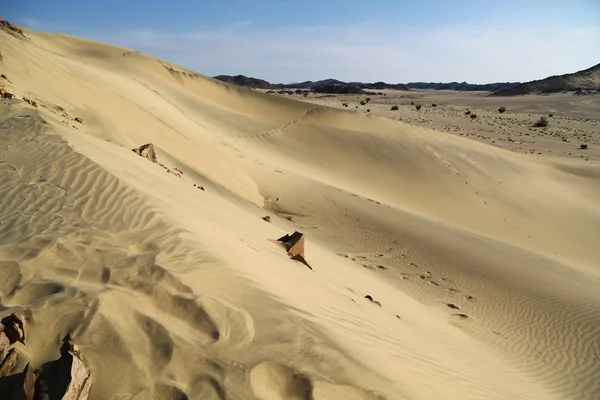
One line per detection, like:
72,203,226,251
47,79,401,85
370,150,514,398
132,143,157,163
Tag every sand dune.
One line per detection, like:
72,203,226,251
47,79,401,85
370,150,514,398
1,26,599,400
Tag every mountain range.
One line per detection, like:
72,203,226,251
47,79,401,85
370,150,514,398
214,62,600,95
212,75,520,92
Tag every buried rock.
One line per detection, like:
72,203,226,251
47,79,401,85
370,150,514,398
364,295,382,307
132,143,157,163
277,231,312,269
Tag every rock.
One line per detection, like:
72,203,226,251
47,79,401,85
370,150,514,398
1,313,26,344
23,97,37,107
580,144,588,149
0,74,7,80
364,295,381,306
73,117,83,124
2,363,38,400
132,143,157,163
277,231,311,269
2,92,14,99
262,216,271,223
35,335,92,400
0,332,9,363
0,348,17,377
0,20,27,38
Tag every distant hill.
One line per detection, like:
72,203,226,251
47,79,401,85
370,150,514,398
212,75,519,92
406,82,519,91
492,63,600,96
213,75,273,89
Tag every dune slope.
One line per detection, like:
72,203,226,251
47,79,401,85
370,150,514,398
1,27,599,400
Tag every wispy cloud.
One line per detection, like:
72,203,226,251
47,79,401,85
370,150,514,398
87,23,600,83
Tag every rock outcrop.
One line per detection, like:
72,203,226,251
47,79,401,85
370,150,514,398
0,314,92,400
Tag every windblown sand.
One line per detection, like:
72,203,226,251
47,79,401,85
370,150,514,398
1,27,599,400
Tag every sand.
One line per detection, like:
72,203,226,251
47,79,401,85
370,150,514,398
1,26,599,400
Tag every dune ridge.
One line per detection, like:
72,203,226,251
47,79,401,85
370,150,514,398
0,26,599,399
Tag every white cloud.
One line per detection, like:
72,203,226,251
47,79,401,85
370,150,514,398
91,23,600,83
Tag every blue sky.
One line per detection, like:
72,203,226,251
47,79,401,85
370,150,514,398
4,0,600,83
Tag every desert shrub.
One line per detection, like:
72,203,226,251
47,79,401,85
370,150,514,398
432,103,437,107
465,110,471,115
580,144,588,149
365,97,371,103
391,105,399,111
366,109,370,112
410,101,415,105
415,105,422,110
533,116,548,127
548,113,554,117
470,114,477,119
303,92,308,98
360,100,367,105
498,107,506,113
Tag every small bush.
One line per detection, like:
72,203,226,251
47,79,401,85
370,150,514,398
533,116,548,127
548,113,554,117
465,110,471,115
366,109,370,112
415,105,422,110
391,105,399,111
365,97,371,103
303,92,308,98
432,103,437,107
498,107,506,113
410,101,415,105
580,144,588,149
470,114,477,119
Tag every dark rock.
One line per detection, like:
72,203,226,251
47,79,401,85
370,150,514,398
132,143,157,163
1,313,26,344
262,216,271,223
446,303,460,310
73,117,83,124
2,92,14,99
